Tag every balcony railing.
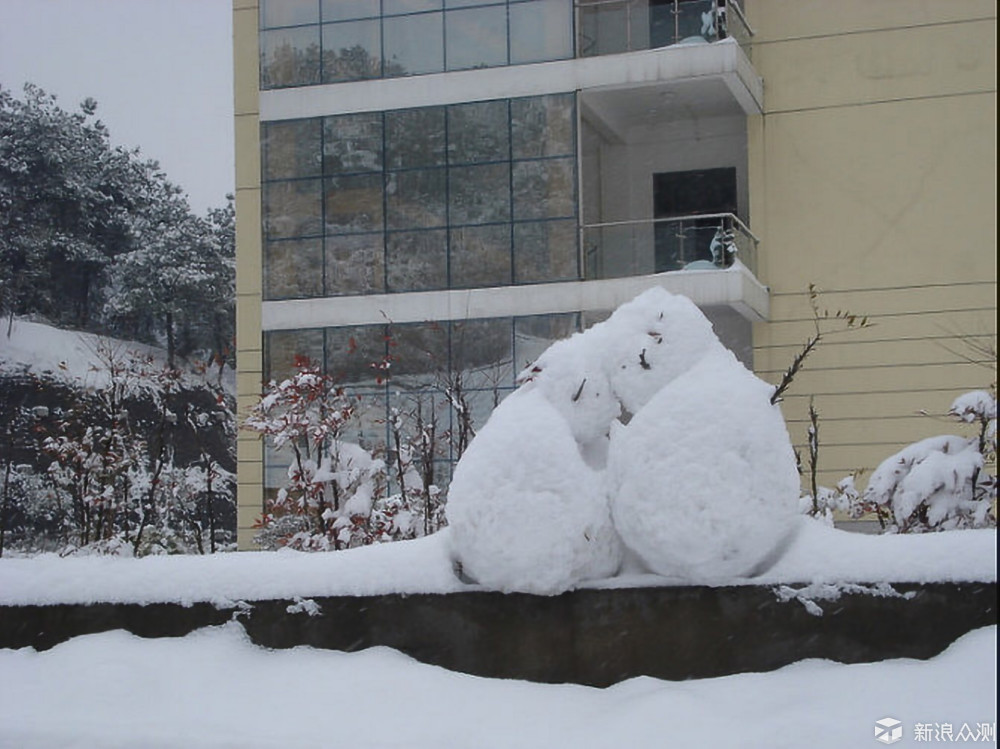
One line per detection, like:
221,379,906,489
583,213,759,279
576,0,753,59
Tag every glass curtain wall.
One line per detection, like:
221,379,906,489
262,93,579,299
260,0,574,89
262,313,581,494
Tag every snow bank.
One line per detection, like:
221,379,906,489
0,531,464,607
0,520,994,606
0,623,994,749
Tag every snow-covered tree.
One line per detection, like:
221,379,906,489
245,357,362,550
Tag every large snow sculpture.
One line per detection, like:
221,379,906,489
447,287,800,591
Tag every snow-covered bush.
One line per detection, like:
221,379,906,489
0,341,238,556
862,390,996,533
447,288,800,592
246,357,449,551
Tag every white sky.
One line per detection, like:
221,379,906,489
0,0,234,215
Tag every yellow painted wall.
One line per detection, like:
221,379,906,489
233,0,263,549
747,1,996,487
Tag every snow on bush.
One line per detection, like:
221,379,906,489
609,349,799,580
446,388,622,594
447,288,799,591
862,390,997,533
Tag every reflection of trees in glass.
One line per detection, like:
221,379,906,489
386,108,446,169
448,101,509,164
323,113,382,175
323,44,405,82
262,120,322,181
512,158,576,220
260,33,321,89
265,238,323,300
513,219,578,283
448,164,511,225
263,179,323,240
325,234,385,296
450,224,512,288
512,94,575,159
386,230,448,292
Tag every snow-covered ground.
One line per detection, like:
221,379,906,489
0,519,994,607
0,623,994,749
0,318,233,392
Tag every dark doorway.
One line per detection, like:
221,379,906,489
653,167,737,271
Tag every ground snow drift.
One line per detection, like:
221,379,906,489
0,624,994,749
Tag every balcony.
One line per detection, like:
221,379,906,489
584,213,758,278
577,0,753,59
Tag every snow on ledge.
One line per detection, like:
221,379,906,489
0,520,994,607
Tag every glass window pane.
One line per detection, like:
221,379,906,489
448,163,511,225
384,13,445,76
514,313,580,371
261,0,318,28
326,324,388,387
386,230,448,291
510,0,573,64
512,158,575,220
511,93,575,159
325,234,385,296
391,322,449,385
513,218,579,283
321,0,380,21
262,119,322,181
386,169,447,230
265,238,323,299
322,20,382,82
264,179,323,239
448,100,509,164
265,329,325,384
450,318,513,389
260,27,322,88
577,1,630,57
446,0,501,6
450,224,511,288
386,108,446,169
324,174,384,234
323,113,383,174
445,6,508,71
384,0,443,13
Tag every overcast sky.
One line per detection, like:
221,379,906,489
0,0,234,215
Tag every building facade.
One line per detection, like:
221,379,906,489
233,0,996,548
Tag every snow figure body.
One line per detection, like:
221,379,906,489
446,387,622,594
608,347,800,580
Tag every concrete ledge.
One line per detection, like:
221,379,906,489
2,583,994,686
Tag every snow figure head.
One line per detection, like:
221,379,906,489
594,287,725,416
446,388,623,594
516,336,620,461
608,349,800,581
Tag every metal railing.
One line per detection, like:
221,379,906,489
582,212,758,279
576,0,753,59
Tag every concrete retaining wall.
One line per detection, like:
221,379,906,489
1,583,994,686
